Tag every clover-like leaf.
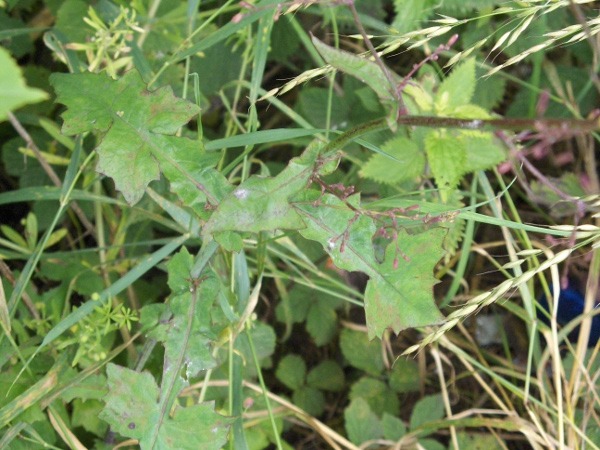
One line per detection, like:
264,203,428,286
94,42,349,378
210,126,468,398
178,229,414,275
340,328,385,376
276,354,306,391
50,70,201,205
344,398,383,445
349,377,400,417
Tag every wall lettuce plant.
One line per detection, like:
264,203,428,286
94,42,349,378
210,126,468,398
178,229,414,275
2,0,600,448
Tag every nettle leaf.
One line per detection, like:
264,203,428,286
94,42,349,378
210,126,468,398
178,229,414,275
100,364,232,450
404,79,434,113
473,66,507,110
440,193,466,260
425,131,466,201
463,136,506,173
451,104,491,121
0,47,48,122
294,191,445,338
311,36,402,130
391,0,436,35
360,136,425,185
435,58,476,113
423,125,505,202
203,142,330,234
50,70,203,205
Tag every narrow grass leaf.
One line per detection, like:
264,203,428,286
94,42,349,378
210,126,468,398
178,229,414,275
204,128,326,151
0,276,9,332
0,352,69,428
174,4,272,62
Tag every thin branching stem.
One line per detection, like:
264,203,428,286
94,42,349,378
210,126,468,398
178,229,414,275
7,112,97,240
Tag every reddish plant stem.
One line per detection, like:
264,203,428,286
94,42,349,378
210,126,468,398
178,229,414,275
323,114,600,159
497,131,586,218
497,131,583,281
568,1,600,95
0,259,40,320
398,115,600,133
396,34,459,108
342,0,405,113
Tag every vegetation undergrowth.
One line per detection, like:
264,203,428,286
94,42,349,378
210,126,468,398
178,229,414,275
2,0,600,448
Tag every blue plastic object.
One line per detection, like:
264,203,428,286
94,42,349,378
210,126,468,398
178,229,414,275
537,281,600,347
